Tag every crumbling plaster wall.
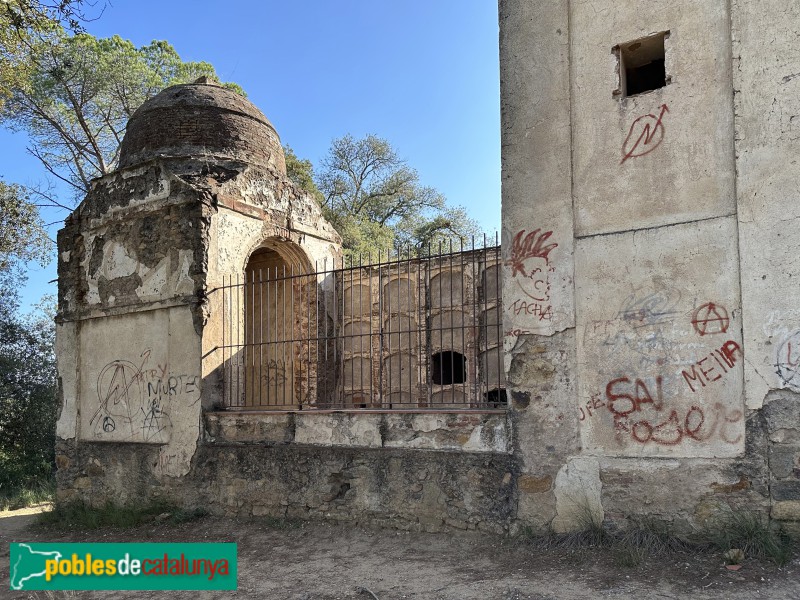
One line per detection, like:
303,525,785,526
199,161,341,409
56,161,210,480
56,156,341,488
733,0,800,533
500,0,795,534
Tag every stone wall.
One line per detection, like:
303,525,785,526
54,13,800,538
55,438,519,533
500,0,800,535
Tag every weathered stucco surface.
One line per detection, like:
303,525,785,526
576,217,744,458
500,0,574,340
570,0,735,236
76,307,201,477
54,9,800,537
205,412,511,454
500,0,799,534
733,0,800,411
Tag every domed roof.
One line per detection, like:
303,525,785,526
117,79,285,174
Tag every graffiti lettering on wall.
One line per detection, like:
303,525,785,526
578,394,606,421
505,328,536,338
505,229,557,322
604,376,742,446
90,349,200,442
692,303,730,336
591,286,686,368
776,330,800,392
682,340,741,392
618,287,682,327
508,299,553,321
620,104,669,164
260,358,288,386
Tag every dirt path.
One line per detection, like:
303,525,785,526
2,507,799,599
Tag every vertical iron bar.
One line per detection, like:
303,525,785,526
282,264,287,408
387,248,393,407
358,253,364,407
425,244,432,407
470,236,479,407
368,253,373,408
324,260,329,407
268,266,273,405
349,254,354,408
235,272,240,407
250,270,255,407
448,239,454,405
377,253,383,407
418,247,425,408
258,269,263,407
459,237,467,406
222,275,226,408
306,270,311,408
495,232,502,406
333,257,339,407
408,247,413,409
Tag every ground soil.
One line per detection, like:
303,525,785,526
2,505,799,599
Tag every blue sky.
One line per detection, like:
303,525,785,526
3,0,501,310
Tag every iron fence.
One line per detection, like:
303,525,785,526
215,237,505,411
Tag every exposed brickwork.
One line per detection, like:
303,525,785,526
118,83,285,174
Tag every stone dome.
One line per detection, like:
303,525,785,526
117,80,285,174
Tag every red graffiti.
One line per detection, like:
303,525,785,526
505,329,535,337
682,340,742,393
620,104,669,164
691,302,730,336
578,394,607,421
603,375,743,446
605,376,665,416
506,229,558,277
509,299,553,321
623,403,743,447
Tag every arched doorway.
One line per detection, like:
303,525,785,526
243,240,312,408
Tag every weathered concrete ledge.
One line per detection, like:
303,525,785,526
204,410,511,454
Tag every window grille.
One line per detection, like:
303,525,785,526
215,239,505,411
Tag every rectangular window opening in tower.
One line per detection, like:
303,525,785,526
613,31,671,99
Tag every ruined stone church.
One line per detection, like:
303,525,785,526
55,0,800,536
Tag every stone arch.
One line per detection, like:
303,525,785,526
243,238,313,408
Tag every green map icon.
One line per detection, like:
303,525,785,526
10,543,63,590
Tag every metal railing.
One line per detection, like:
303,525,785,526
216,238,506,411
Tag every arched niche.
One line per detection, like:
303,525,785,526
241,239,313,409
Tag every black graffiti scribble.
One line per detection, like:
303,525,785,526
621,104,669,164
91,359,143,438
90,349,175,441
776,330,800,391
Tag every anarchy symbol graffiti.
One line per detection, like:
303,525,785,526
691,302,730,336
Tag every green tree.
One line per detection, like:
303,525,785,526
0,180,55,507
294,135,482,258
1,31,242,200
1,1,103,110
0,296,57,505
0,180,49,273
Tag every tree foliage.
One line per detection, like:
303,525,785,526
0,296,57,499
0,1,102,110
0,179,50,273
1,27,242,200
288,135,483,258
0,179,55,502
